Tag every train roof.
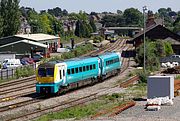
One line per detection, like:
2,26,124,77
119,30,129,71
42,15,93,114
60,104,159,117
98,52,119,59
65,56,99,66
38,60,63,68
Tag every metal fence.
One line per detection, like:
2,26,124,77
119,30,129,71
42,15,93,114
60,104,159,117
0,64,37,80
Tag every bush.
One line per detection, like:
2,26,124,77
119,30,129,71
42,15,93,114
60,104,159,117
15,65,35,78
61,43,94,59
136,70,150,83
92,36,103,43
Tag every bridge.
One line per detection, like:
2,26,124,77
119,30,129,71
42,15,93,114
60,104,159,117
105,27,142,30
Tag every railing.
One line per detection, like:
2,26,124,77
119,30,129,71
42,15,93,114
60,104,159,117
0,64,37,80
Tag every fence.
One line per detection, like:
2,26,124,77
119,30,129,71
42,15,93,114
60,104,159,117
0,63,37,80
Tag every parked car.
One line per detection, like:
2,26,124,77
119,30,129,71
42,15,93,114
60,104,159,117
57,48,70,53
32,54,43,62
21,57,34,64
160,54,180,63
2,59,22,69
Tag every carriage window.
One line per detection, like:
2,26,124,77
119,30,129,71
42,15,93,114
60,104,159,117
93,64,96,69
63,70,65,76
90,65,92,70
86,65,89,71
59,70,62,79
75,68,78,73
67,69,70,75
38,68,46,77
83,66,86,71
79,67,82,72
46,68,54,77
71,68,75,74
38,68,54,77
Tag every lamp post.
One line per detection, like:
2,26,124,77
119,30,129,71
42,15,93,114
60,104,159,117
143,6,147,73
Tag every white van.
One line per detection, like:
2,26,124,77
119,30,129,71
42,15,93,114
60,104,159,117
2,59,22,69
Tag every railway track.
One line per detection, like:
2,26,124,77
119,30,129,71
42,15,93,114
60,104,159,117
0,38,136,121
0,90,35,103
0,82,35,96
0,76,35,89
3,93,99,121
0,95,43,113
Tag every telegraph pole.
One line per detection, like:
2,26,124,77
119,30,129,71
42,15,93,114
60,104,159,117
143,6,147,73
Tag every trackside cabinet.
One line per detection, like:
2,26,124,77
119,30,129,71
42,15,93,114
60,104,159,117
147,76,174,99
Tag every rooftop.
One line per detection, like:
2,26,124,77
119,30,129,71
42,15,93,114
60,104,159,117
15,33,60,41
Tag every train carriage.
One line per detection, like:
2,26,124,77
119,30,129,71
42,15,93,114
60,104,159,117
36,52,122,94
98,52,121,78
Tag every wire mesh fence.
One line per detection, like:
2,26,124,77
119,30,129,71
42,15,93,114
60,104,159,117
0,64,36,80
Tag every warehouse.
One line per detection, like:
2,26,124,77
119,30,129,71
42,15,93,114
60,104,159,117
0,33,60,57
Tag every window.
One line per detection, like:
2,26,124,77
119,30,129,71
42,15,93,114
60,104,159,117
75,68,78,73
46,68,54,77
38,68,54,77
83,66,86,71
63,70,65,76
93,64,96,69
90,65,92,70
38,68,46,77
71,68,74,74
86,65,89,71
59,70,62,79
67,69,70,75
79,67,82,72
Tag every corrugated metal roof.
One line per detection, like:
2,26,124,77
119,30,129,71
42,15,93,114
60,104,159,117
15,33,60,41
0,39,47,48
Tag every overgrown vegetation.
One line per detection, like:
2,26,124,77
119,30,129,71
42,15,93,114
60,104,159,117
15,65,35,78
36,93,127,121
46,43,94,62
135,39,174,72
36,82,146,121
92,35,104,43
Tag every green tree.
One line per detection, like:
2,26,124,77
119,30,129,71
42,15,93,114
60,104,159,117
135,39,173,71
0,16,3,37
39,13,52,34
0,0,20,37
89,19,97,32
123,8,143,26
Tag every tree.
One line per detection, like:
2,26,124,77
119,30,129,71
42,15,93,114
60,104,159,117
89,19,97,32
0,0,20,37
0,16,3,37
123,8,143,26
135,39,174,71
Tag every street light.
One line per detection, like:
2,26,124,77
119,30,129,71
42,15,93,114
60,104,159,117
143,6,148,73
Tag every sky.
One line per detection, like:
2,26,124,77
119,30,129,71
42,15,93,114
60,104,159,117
20,0,180,13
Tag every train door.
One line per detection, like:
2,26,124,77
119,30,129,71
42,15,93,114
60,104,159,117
58,65,66,86
98,58,101,77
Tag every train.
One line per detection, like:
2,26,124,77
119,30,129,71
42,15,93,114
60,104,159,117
36,52,122,94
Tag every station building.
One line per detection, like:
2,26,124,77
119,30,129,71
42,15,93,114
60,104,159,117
0,33,60,58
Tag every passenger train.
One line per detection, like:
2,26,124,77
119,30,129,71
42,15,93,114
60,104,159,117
36,52,122,94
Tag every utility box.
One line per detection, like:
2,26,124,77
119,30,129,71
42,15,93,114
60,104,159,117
147,76,174,99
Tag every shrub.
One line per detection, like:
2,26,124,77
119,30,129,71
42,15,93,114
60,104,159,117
15,65,35,78
136,70,150,83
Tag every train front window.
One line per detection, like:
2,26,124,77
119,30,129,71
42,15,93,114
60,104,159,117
38,68,54,77
46,68,54,77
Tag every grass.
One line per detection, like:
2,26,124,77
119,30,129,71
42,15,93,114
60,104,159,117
36,93,128,121
126,83,147,98
175,74,180,79
0,77,17,84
